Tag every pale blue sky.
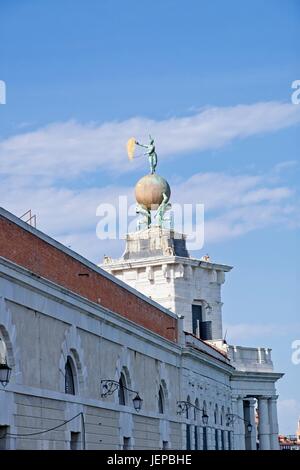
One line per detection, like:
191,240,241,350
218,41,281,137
0,0,299,434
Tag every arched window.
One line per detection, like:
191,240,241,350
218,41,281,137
203,400,207,413
0,336,8,364
65,356,75,395
186,395,191,419
202,401,208,450
214,405,218,425
194,398,199,421
221,406,225,426
158,386,164,414
227,407,231,426
118,372,126,405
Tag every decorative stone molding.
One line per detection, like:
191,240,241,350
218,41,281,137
0,296,22,385
185,265,193,280
59,325,87,395
209,270,217,284
217,271,225,284
156,362,170,413
162,264,171,279
174,264,184,279
115,347,134,395
146,266,154,281
119,411,134,449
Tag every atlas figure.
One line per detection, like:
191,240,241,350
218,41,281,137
155,192,172,227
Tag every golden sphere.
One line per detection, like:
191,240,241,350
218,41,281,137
135,174,171,210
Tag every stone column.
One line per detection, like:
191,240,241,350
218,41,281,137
224,428,228,450
180,423,186,450
231,397,240,449
198,427,203,450
244,399,257,450
206,427,212,450
228,430,234,450
189,424,195,450
268,396,280,450
213,428,219,450
258,397,271,450
249,399,257,450
235,396,246,450
218,429,223,450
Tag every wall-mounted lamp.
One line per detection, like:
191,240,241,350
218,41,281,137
101,379,143,412
177,400,209,426
0,362,12,387
226,413,252,433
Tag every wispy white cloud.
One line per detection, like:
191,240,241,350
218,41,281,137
0,164,297,262
0,101,299,262
172,170,298,246
204,202,297,243
172,172,294,209
1,101,300,179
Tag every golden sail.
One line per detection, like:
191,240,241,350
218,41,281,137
127,137,136,160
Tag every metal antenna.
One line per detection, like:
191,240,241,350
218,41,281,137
20,209,37,228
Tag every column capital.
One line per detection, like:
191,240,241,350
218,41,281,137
247,398,256,407
232,394,245,401
268,395,279,402
258,395,270,401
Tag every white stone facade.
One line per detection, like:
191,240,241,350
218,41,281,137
0,222,283,450
101,227,283,450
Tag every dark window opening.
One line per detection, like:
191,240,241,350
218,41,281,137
65,357,75,395
192,305,212,340
203,427,207,450
186,425,191,450
228,431,231,450
221,430,225,450
70,431,80,450
0,426,9,450
162,441,169,450
123,437,131,450
158,387,164,414
194,426,198,450
119,373,126,405
192,305,202,337
215,429,219,450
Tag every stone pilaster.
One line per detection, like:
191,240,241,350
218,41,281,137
268,396,279,450
258,397,271,450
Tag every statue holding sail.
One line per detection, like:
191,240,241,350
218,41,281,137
127,135,157,174
126,135,171,230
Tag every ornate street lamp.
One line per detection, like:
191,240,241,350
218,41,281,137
226,413,252,433
177,400,209,426
247,422,253,433
0,362,12,387
202,411,209,426
100,379,143,412
132,393,143,412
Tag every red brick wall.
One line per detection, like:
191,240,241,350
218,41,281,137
0,216,177,342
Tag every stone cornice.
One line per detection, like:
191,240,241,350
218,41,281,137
231,370,284,382
103,256,233,272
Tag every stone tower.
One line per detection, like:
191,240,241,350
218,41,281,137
101,146,232,343
101,226,231,342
